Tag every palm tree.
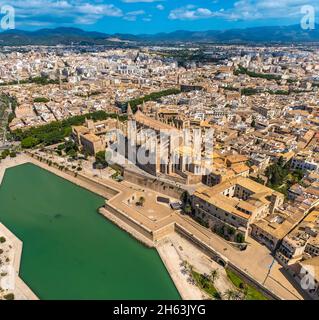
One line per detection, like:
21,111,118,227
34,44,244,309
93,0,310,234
224,289,236,300
210,269,219,284
184,204,192,215
233,290,243,300
180,191,189,204
181,260,188,269
139,196,146,207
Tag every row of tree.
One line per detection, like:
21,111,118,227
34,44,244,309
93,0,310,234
13,111,127,149
1,149,16,159
122,88,181,113
234,65,281,81
0,75,65,87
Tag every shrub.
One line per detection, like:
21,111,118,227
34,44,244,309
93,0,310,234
34,97,50,103
3,293,14,300
1,149,10,159
139,197,145,206
12,111,126,149
236,233,245,243
21,137,39,149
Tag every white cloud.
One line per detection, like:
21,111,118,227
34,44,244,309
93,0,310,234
169,0,319,21
223,0,319,21
123,9,146,21
169,6,217,20
127,10,146,15
156,4,164,11
122,0,163,3
0,0,124,26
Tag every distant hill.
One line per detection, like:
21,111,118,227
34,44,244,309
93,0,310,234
0,25,319,46
136,25,319,43
0,27,113,46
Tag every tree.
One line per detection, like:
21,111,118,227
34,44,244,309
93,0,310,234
184,204,192,215
67,149,77,159
95,151,107,168
3,293,14,300
271,167,282,186
34,97,50,103
181,191,193,214
57,144,65,151
277,156,284,167
236,233,245,244
227,227,236,236
64,141,78,153
95,151,106,163
139,197,146,207
224,289,236,300
12,111,127,148
233,290,243,300
181,260,188,270
253,175,264,185
124,88,181,113
265,161,287,187
210,269,219,284
180,191,190,204
1,149,10,159
21,137,39,149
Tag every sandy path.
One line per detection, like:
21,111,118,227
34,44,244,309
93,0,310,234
164,233,235,298
157,239,206,300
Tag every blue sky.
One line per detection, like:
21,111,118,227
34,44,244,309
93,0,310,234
1,0,318,34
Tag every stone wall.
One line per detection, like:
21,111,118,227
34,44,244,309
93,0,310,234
28,152,119,199
124,169,184,199
153,223,175,241
226,264,280,301
103,203,154,241
76,173,119,199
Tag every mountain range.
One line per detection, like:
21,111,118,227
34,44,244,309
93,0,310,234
0,25,319,46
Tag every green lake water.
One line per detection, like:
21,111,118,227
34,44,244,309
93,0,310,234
0,163,180,300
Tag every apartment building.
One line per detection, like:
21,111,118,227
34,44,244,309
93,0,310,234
276,210,319,266
191,177,284,239
72,118,119,155
291,152,318,172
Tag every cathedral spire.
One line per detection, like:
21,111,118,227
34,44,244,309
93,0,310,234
127,103,133,118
